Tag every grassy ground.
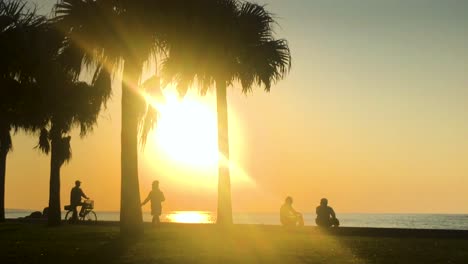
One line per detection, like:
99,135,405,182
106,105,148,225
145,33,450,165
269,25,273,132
0,222,467,263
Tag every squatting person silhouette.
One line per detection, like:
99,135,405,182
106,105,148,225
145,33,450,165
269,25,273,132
141,180,166,227
280,196,304,227
70,180,89,222
316,198,340,227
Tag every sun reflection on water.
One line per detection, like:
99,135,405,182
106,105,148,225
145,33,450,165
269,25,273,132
164,211,215,224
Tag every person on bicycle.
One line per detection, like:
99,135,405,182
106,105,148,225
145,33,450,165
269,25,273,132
141,180,165,227
70,180,89,222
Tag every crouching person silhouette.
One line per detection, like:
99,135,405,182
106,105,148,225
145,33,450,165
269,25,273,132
142,180,165,227
316,198,339,227
280,196,304,227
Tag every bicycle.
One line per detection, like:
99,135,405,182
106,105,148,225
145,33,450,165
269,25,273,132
64,199,97,223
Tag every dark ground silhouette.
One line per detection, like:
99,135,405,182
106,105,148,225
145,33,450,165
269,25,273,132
1,222,468,264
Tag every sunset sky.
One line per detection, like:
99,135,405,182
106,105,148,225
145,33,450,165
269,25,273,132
6,0,468,214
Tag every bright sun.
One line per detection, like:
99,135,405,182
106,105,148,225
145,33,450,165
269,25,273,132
140,85,252,188
151,88,219,168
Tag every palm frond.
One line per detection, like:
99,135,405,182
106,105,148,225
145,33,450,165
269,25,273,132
91,64,112,107
158,0,291,97
57,136,72,164
237,2,274,42
237,38,291,92
0,0,46,39
35,128,50,154
141,75,160,93
138,74,165,148
139,107,157,148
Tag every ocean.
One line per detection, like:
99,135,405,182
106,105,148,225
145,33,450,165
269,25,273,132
5,209,468,230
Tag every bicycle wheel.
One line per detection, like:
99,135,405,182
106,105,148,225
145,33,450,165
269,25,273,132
84,211,97,223
64,210,74,223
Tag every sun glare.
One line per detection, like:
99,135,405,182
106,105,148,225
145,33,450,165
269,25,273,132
140,85,254,188
165,211,214,224
153,89,219,167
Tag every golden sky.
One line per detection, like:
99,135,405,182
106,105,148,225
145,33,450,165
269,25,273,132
6,0,468,214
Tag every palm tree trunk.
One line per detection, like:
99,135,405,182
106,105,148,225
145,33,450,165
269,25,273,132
120,61,143,237
0,127,11,222
216,79,233,225
0,147,7,222
48,132,62,226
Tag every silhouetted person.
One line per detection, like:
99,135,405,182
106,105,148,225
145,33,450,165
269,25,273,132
70,180,89,222
141,180,165,227
280,196,304,227
42,207,49,218
316,198,339,227
24,211,42,219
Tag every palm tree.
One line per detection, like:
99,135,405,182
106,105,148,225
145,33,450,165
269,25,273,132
53,0,172,235
6,15,113,226
162,0,291,224
0,0,46,222
35,65,111,226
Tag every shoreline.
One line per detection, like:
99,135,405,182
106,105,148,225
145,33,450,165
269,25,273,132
6,209,468,215
5,218,468,239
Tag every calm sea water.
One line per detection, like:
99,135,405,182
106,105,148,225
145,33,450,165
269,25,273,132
6,209,468,230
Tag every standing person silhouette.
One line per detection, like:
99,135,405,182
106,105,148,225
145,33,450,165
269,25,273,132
70,180,89,222
316,198,339,227
141,180,165,227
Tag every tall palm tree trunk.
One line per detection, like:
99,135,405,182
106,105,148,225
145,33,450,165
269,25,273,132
0,135,7,222
0,128,12,222
0,127,11,222
216,79,233,225
120,61,143,237
0,149,6,222
48,132,62,226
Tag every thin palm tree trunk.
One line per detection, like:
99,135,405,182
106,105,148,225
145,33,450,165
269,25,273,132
216,79,233,225
0,148,7,222
0,128,10,222
48,133,62,226
120,61,143,237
